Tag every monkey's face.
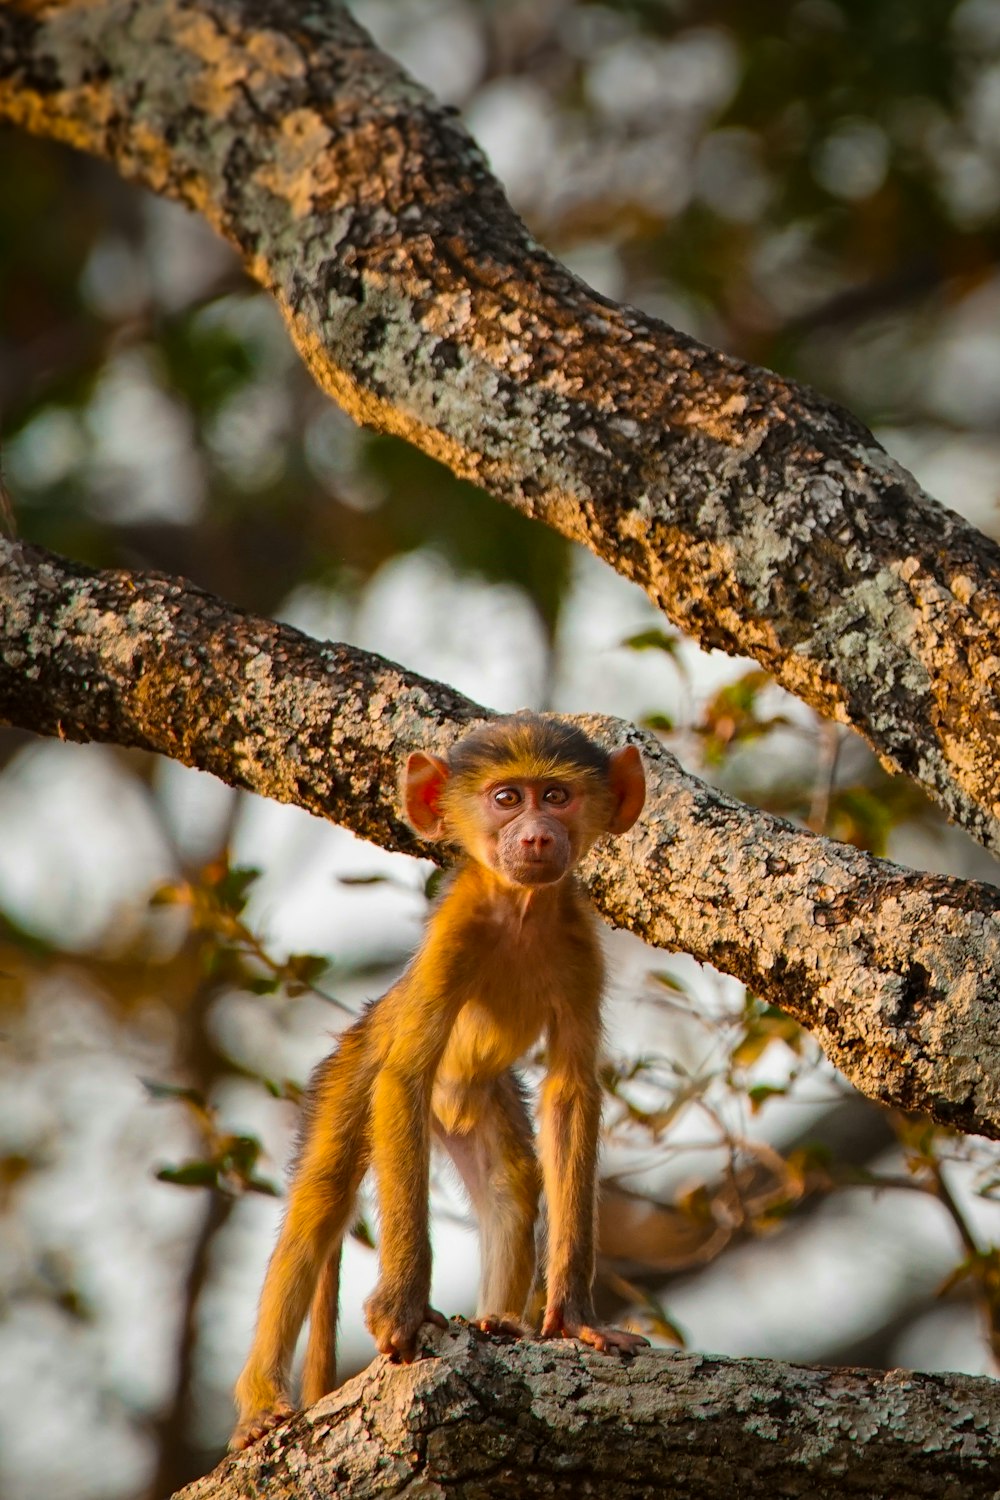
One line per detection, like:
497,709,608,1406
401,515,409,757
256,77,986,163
477,778,592,887
402,720,646,883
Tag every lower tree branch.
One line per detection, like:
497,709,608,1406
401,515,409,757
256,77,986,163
175,1326,1000,1500
4,538,1000,1139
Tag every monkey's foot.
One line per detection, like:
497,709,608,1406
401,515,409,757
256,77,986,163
542,1305,649,1356
228,1401,295,1453
474,1313,530,1338
366,1294,448,1363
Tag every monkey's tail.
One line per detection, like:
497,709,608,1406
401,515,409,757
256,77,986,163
300,1240,342,1407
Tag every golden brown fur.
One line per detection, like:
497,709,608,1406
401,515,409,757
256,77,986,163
230,715,647,1451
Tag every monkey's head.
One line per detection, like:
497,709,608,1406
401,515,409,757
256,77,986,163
403,716,646,888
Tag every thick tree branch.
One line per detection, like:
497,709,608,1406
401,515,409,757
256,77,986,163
3,2,1000,854
5,536,1000,1139
176,1327,1000,1500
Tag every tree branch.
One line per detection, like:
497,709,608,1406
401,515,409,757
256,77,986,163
5,536,1000,1140
175,1327,1000,1500
3,0,1000,854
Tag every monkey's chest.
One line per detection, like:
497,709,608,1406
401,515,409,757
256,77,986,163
441,983,546,1080
437,922,593,1082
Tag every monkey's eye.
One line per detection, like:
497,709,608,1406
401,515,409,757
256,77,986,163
493,787,522,808
542,786,570,806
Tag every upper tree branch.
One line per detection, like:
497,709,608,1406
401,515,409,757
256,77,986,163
3,1,1000,854
5,536,1000,1140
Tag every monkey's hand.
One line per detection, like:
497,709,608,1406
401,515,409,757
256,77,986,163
542,1303,649,1356
365,1285,448,1362
228,1399,294,1453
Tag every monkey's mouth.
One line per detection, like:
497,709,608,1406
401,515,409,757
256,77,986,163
508,859,565,886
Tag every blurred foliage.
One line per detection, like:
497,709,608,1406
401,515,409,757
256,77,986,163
0,145,572,645
467,0,1000,406
144,1077,281,1196
152,861,345,1008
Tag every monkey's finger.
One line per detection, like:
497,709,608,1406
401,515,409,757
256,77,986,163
228,1402,294,1451
379,1312,446,1362
379,1333,416,1362
579,1325,650,1356
475,1315,530,1338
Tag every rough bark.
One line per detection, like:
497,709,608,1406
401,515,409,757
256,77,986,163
6,535,1000,1140
3,1,1000,854
174,1325,1000,1499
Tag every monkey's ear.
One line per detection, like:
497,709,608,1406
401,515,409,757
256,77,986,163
606,745,646,834
403,752,451,839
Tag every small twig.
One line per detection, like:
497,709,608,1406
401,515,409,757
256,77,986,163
929,1159,981,1263
808,721,843,834
925,1154,1000,1370
148,1189,235,1499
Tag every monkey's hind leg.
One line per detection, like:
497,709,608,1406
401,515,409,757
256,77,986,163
437,1070,541,1335
230,1172,365,1451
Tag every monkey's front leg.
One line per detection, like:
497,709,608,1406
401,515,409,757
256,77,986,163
365,1059,448,1361
538,1066,649,1356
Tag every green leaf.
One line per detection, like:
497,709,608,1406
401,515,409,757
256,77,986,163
621,628,680,654
350,1215,376,1250
214,866,261,914
246,975,281,996
221,1135,262,1175
732,1003,804,1066
283,953,328,990
156,1161,219,1188
787,1142,834,1175
245,1175,282,1198
748,1084,787,1114
649,970,690,996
